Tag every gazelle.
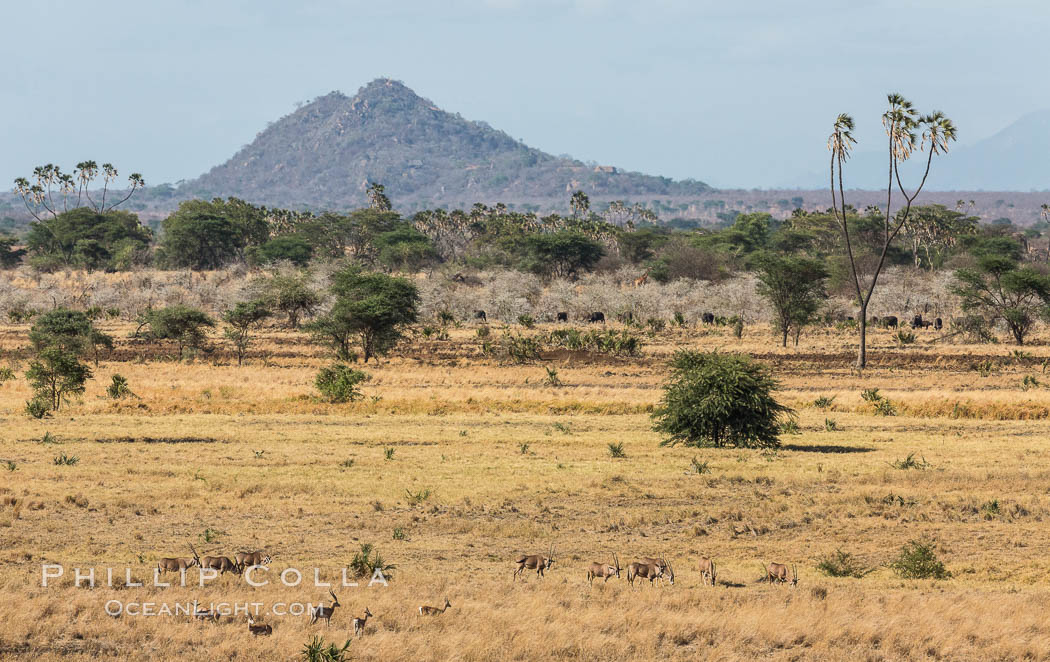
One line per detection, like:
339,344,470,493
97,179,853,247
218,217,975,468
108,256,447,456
514,543,554,581
193,601,218,622
586,553,621,584
246,614,272,636
309,589,341,627
352,607,373,636
419,597,451,616
157,544,200,575
234,550,271,572
200,555,239,575
766,562,798,587
698,557,717,587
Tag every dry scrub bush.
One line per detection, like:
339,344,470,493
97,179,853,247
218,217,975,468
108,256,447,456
0,265,974,330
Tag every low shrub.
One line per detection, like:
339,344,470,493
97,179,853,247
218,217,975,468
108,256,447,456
817,550,869,578
315,364,370,403
889,540,949,579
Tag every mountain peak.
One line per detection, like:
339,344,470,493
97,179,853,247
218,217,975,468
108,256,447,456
183,80,711,209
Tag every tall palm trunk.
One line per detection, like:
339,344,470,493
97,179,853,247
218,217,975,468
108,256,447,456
857,303,868,369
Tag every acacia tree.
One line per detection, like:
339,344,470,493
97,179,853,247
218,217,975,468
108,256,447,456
951,238,1050,345
754,253,829,347
23,309,109,413
829,96,957,369
138,305,215,358
26,347,92,411
223,299,271,365
308,267,419,362
254,271,321,329
899,205,978,270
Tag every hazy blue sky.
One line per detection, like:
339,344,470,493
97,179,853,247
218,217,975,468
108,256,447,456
4,0,1048,189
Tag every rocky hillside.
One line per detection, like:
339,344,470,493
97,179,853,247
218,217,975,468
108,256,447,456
182,78,711,211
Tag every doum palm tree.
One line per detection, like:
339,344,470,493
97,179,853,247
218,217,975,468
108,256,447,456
829,95,956,370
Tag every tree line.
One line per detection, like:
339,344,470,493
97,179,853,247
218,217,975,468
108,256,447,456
8,96,1050,362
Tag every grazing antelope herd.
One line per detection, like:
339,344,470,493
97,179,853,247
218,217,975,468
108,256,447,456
159,545,273,578
165,540,799,640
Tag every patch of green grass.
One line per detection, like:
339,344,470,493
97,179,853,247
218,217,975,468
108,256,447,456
690,456,711,475
52,452,78,466
813,396,835,409
890,453,931,470
405,488,432,505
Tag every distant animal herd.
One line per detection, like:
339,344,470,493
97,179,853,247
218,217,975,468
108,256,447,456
472,309,943,330
155,542,797,638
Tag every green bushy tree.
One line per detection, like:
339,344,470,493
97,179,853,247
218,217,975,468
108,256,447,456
754,252,829,347
138,305,215,357
26,347,92,411
308,267,419,362
254,236,314,266
652,351,791,449
518,231,604,279
951,237,1050,345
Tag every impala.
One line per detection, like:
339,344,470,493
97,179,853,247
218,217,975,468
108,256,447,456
586,553,621,584
157,545,200,575
514,543,554,581
246,614,272,636
310,589,341,627
766,562,798,587
352,607,373,636
419,597,451,616
698,557,717,587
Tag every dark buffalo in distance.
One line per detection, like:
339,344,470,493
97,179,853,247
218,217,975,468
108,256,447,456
474,310,487,321
934,317,943,330
701,312,715,324
588,312,606,323
556,312,568,323
881,315,898,328
912,314,932,330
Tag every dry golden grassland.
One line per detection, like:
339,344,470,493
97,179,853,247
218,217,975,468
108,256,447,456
4,319,1050,660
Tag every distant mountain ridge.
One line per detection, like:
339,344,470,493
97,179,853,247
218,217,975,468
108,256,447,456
182,78,712,211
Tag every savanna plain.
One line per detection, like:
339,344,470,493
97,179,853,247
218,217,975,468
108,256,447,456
4,314,1050,661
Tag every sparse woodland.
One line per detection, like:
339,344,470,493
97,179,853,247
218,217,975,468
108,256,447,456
5,100,1050,660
